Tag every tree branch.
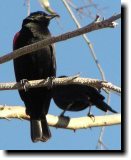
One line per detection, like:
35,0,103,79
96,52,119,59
0,13,121,64
62,0,106,80
0,77,121,93
0,106,121,130
26,0,30,16
96,94,110,150
61,1,120,148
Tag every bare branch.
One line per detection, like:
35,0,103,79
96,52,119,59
96,93,110,150
62,1,121,148
0,13,121,64
0,77,121,94
26,0,30,16
62,0,106,80
0,106,121,130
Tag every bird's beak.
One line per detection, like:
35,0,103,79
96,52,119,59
46,14,60,20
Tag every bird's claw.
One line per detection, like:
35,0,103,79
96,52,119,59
59,103,73,117
59,110,66,117
87,112,95,122
20,79,30,92
46,76,55,89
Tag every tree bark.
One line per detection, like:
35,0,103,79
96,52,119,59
0,106,121,130
0,13,121,64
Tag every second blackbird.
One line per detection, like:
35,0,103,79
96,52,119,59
52,76,117,115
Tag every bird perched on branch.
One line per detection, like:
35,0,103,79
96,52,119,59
13,11,58,142
52,76,117,116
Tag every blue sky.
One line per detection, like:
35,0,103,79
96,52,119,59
0,0,121,150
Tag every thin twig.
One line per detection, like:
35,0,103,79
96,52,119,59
0,106,121,130
0,13,121,64
26,0,30,16
0,77,121,94
96,93,110,150
62,0,106,80
61,1,120,149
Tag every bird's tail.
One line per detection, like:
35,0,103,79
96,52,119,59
41,118,51,142
30,117,51,142
95,100,118,113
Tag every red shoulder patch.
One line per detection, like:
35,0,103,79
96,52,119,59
13,32,20,48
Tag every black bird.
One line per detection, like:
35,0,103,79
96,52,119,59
52,76,117,116
13,11,58,142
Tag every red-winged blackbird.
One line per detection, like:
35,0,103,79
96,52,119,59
52,76,117,116
13,11,58,142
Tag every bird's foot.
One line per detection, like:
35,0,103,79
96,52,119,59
46,76,55,89
59,103,73,117
20,79,30,92
59,110,66,117
87,112,95,122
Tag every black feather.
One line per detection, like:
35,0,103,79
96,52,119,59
52,76,117,114
13,11,56,142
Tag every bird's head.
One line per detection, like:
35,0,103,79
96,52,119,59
22,11,59,27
